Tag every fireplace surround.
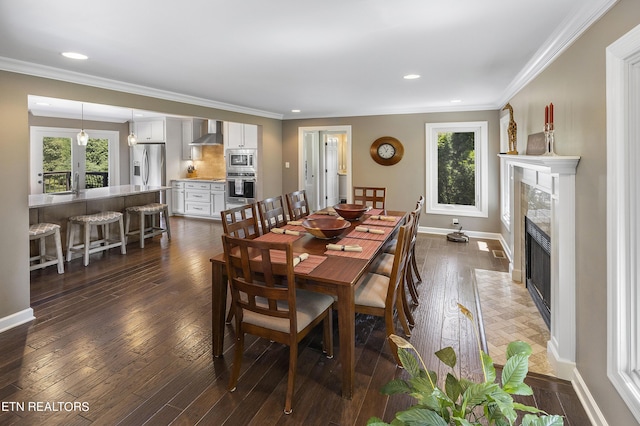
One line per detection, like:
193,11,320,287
499,154,580,380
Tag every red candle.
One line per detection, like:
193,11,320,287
545,105,549,125
549,103,554,124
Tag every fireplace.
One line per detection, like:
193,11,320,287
525,217,551,328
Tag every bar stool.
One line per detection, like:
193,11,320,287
29,223,64,274
67,211,126,266
124,203,171,248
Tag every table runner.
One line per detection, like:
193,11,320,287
362,215,401,227
255,232,302,243
324,237,382,260
345,225,391,241
254,250,327,274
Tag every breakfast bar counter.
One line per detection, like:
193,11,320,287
29,185,170,252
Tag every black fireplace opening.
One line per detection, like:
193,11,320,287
525,217,551,329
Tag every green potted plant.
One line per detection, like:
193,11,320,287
368,304,564,426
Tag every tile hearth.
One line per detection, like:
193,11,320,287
475,268,554,377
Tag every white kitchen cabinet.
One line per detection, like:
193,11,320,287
171,181,185,214
181,119,203,160
225,122,258,149
211,183,226,219
135,119,165,142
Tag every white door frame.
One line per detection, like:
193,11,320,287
298,125,352,208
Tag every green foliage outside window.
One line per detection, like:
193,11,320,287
437,131,476,206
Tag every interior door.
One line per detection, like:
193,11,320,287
302,130,319,211
324,134,340,207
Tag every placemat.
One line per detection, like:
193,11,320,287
255,232,302,243
362,215,401,227
282,224,307,233
367,208,384,216
345,225,391,241
324,238,382,260
255,250,327,274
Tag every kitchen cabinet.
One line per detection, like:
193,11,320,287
135,119,165,142
171,179,225,219
171,180,185,214
225,122,258,149
181,119,203,160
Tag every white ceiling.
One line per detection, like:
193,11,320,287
0,0,616,121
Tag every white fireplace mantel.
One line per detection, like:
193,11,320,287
499,154,580,380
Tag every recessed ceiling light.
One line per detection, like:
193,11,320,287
61,52,88,60
291,109,301,113
451,99,462,103
403,74,420,80
35,102,51,106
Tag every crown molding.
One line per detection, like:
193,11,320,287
0,57,284,120
497,0,619,107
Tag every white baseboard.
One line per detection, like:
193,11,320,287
419,226,504,242
0,308,35,333
573,369,609,426
547,341,576,380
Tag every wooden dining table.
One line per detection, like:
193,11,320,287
209,208,406,399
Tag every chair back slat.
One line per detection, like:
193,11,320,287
386,214,414,305
257,195,287,232
221,203,260,239
285,190,310,221
353,186,386,209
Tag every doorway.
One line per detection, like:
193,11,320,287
30,126,120,194
298,125,352,211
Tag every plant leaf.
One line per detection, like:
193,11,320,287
395,407,449,425
435,346,457,369
366,417,390,426
506,340,532,359
380,379,412,396
451,416,476,426
513,402,546,414
481,351,496,383
389,334,414,349
457,303,474,321
398,347,421,378
445,372,462,402
522,414,565,426
504,382,534,396
501,353,530,391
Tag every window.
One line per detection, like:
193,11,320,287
425,121,488,217
30,127,120,194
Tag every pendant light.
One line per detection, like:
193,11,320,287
127,109,137,146
77,103,89,146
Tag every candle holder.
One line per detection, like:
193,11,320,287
543,123,557,156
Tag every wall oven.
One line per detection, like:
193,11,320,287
227,171,256,204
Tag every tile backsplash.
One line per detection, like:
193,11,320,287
188,145,226,178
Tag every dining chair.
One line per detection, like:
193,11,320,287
354,214,413,364
257,195,287,233
222,234,334,415
220,203,260,239
285,189,310,221
353,186,386,209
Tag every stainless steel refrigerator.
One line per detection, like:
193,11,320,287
131,143,166,187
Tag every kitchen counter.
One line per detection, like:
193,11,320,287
29,185,170,208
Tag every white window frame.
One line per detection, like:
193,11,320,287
425,121,489,218
607,23,640,423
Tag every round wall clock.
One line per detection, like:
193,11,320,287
370,136,404,166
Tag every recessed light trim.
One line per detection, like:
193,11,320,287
291,109,301,113
62,52,88,60
403,74,420,80
451,99,462,103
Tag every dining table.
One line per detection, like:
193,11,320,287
209,207,406,399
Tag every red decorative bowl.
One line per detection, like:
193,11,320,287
302,217,350,239
333,203,369,221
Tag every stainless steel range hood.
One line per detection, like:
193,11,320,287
190,120,223,145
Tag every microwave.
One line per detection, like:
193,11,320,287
227,149,256,170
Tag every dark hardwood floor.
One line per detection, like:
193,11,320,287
1,217,588,425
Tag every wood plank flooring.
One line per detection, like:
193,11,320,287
0,217,588,425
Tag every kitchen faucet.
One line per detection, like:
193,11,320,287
72,171,79,195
